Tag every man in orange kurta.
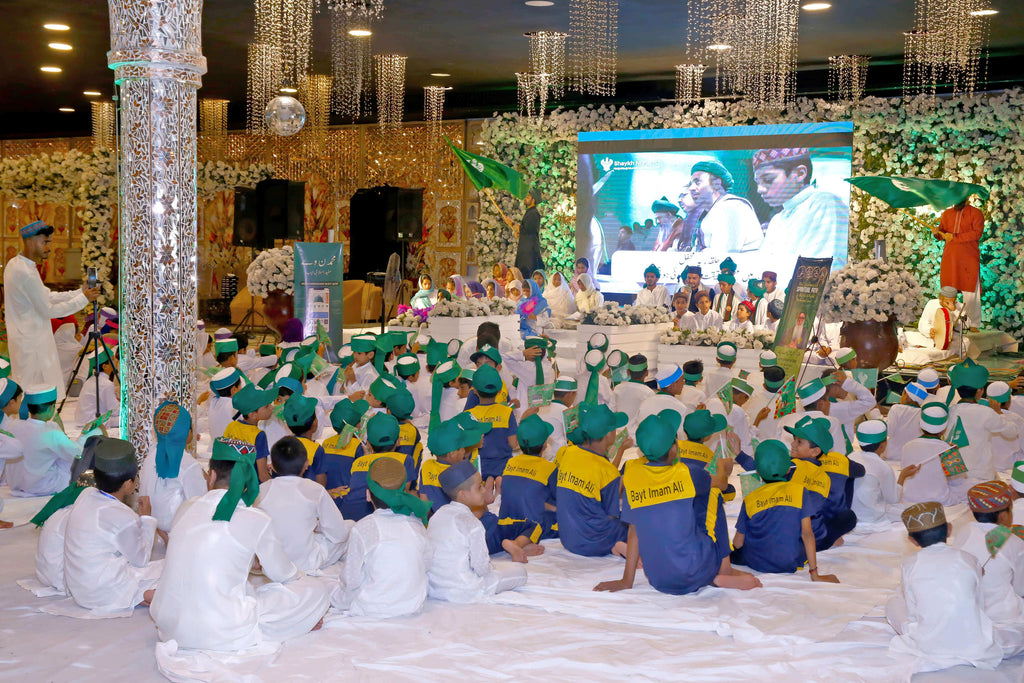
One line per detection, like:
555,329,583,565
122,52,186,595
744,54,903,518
934,199,983,330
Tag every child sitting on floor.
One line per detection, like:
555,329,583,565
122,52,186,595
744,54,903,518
320,398,368,507
464,364,519,479
256,436,352,575
139,401,206,540
341,413,412,522
427,460,529,603
418,417,490,513
30,481,90,595
224,384,277,482
332,457,432,617
388,388,423,483
207,367,243,443
499,414,558,539
281,393,327,486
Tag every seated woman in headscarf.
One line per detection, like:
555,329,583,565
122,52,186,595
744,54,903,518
482,278,505,300
491,263,511,289
574,273,604,315
530,269,547,297
509,267,526,285
464,280,486,299
544,272,577,320
445,275,468,300
506,280,523,305
410,274,437,310
517,280,550,336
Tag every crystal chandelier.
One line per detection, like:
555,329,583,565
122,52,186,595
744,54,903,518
516,72,548,124
527,31,567,100
254,0,314,92
91,101,116,150
685,0,742,97
327,0,384,20
828,55,869,103
330,8,374,120
374,54,406,132
732,0,801,111
904,0,993,96
199,99,229,134
568,0,617,96
247,42,282,133
675,64,706,105
302,74,332,129
424,86,446,134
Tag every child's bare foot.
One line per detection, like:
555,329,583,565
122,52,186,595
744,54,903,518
312,618,324,631
503,539,528,563
142,589,156,605
523,543,544,556
0,520,13,529
611,541,628,559
713,573,762,590
832,537,845,548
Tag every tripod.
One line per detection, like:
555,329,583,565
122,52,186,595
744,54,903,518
234,247,264,336
58,299,118,418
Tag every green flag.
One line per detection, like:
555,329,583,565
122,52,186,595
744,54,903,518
846,176,990,211
986,525,1013,558
939,445,968,477
774,376,797,419
717,382,734,414
444,137,528,199
947,417,970,448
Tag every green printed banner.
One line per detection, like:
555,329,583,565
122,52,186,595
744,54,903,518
294,242,345,359
773,257,833,379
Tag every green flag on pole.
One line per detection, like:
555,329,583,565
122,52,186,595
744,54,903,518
444,136,529,199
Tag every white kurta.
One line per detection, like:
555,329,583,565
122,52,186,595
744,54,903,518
613,381,655,439
6,418,82,497
63,488,161,612
331,508,430,618
705,398,754,455
3,254,89,399
700,195,763,253
35,505,74,594
139,447,208,533
208,395,237,445
724,319,754,334
345,361,380,395
704,367,735,400
680,310,723,332
992,410,1024,472
54,324,84,387
828,379,877,447
947,401,1018,481
75,374,120,430
634,285,670,309
885,405,922,465
899,437,964,506
955,522,1024,627
151,489,329,652
678,384,706,412
262,414,292,452
256,476,353,574
848,448,902,525
535,401,569,461
762,186,848,267
405,373,433,431
427,501,527,603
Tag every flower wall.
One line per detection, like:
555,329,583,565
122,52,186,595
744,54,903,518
475,90,1024,337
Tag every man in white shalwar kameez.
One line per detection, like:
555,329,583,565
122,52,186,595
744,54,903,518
886,501,1004,673
139,401,207,535
63,437,162,612
428,461,528,603
3,221,99,399
151,438,329,652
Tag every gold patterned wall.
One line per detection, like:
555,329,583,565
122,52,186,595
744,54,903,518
0,121,474,295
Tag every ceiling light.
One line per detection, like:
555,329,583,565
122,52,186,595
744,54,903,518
40,66,62,73
48,42,72,51
83,90,101,97
707,43,732,51
430,72,451,77
801,2,831,9
43,23,70,31
348,29,372,37
59,107,75,113
280,86,298,93
525,1,555,5
969,8,998,16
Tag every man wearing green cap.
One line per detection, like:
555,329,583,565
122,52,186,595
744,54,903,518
556,402,631,557
341,413,412,521
63,436,163,612
152,437,330,651
687,159,762,253
634,264,670,309
947,359,1018,481
499,414,559,539
74,346,119,432
730,439,837,581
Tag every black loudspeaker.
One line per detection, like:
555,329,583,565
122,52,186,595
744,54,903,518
260,179,305,241
232,187,266,247
384,187,424,242
349,187,398,280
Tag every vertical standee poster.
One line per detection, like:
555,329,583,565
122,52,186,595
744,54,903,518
293,242,345,358
774,256,833,379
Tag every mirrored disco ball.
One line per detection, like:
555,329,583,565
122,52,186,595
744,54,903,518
264,96,306,136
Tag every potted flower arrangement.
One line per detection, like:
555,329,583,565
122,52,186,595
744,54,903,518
821,259,923,369
246,245,295,333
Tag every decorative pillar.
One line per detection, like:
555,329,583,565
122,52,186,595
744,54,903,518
107,0,207,456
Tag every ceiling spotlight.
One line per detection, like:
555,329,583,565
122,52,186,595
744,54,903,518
348,28,372,37
59,107,75,113
40,66,62,73
969,8,998,16
280,86,298,93
48,42,72,51
83,90,101,97
43,23,70,31
525,1,555,5
430,72,451,77
801,2,832,9
707,44,732,51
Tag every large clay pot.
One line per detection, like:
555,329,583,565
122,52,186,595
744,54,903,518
840,316,899,370
262,289,294,335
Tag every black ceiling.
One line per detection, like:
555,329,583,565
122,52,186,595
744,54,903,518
2,0,1022,138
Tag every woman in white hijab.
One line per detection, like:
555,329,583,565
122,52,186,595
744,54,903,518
482,278,505,300
506,280,523,305
54,322,84,386
574,273,604,315
544,272,577,320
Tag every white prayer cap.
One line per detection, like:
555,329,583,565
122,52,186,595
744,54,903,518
197,320,206,331
758,350,778,367
920,402,949,434
1011,461,1024,495
214,327,233,340
905,382,929,406
939,286,958,298
917,368,940,390
856,419,887,446
656,364,683,389
987,381,1011,404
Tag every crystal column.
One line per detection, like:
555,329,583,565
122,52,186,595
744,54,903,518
107,0,207,457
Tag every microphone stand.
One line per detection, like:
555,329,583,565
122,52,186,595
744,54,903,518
947,303,969,361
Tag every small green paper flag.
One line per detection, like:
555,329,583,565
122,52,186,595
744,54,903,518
774,377,797,419
82,410,113,435
739,471,765,498
850,368,879,390
946,417,970,448
939,444,968,477
607,428,629,461
528,383,555,408
884,390,902,405
738,369,750,380
986,525,1013,558
562,405,580,434
315,321,330,345
883,372,906,384
717,382,734,414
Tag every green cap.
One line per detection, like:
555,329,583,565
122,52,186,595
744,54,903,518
835,347,857,365
683,409,728,441
395,353,421,378
717,273,736,285
732,378,754,396
428,416,489,456
855,419,887,445
460,367,475,382
920,401,949,433
386,389,416,420
719,257,737,273
755,439,792,482
293,349,316,374
470,344,503,367
259,343,277,356
1010,461,1024,494
748,279,766,298
88,348,112,377
25,384,58,406
797,378,827,404
215,338,239,355
351,334,377,354
517,414,554,450
949,358,989,390
473,364,503,394
587,332,610,353
785,415,834,453
370,375,400,403
759,351,778,367
433,360,462,385
525,336,549,353
453,412,493,444
330,398,369,431
0,357,10,379
301,335,319,350
425,339,449,366
280,346,301,364
636,410,681,461
578,402,628,442
366,412,400,449
691,159,734,190
282,393,318,428
231,384,276,416
987,381,1011,404
554,376,578,392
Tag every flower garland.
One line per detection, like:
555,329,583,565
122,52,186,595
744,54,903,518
821,259,923,325
245,245,295,297
474,90,1024,337
0,149,272,302
662,327,776,350
429,297,518,318
581,302,673,326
